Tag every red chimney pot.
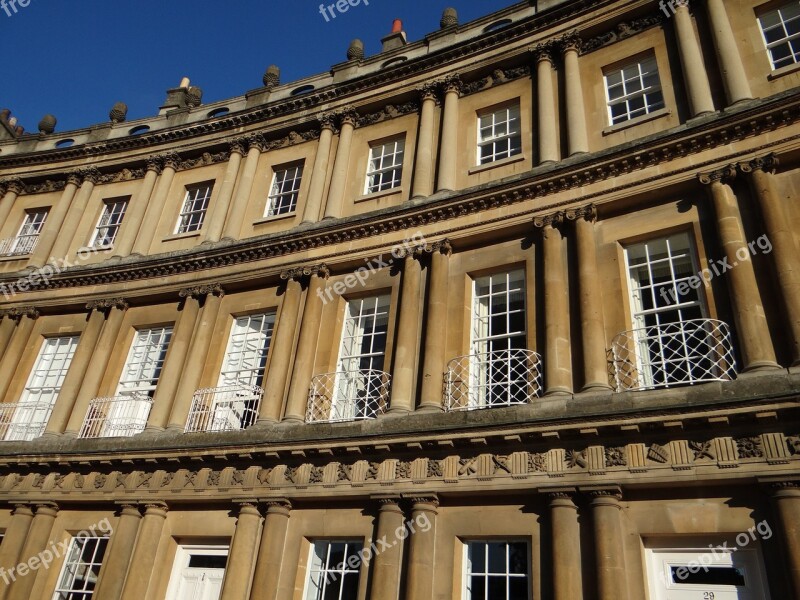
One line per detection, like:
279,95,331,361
392,19,403,33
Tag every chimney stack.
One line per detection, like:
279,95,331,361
382,18,407,52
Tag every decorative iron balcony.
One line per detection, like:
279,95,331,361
184,383,263,433
445,348,543,411
306,369,391,423
78,394,153,439
0,401,53,441
0,235,39,257
611,318,737,392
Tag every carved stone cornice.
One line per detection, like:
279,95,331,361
86,298,129,312
533,211,565,228
565,204,597,222
698,166,737,186
739,153,779,175
179,284,225,300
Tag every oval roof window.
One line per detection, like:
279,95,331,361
130,125,151,136
55,139,74,149
291,84,315,96
484,19,512,33
208,107,230,118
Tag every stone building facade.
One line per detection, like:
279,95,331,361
0,0,799,598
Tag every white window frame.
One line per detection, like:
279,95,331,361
218,313,275,389
303,540,364,600
364,138,405,194
52,535,110,600
175,184,213,234
164,544,229,600
477,104,521,165
10,209,48,255
117,327,173,398
266,164,303,217
758,2,800,70
90,198,128,248
5,336,79,441
463,540,531,600
604,55,665,125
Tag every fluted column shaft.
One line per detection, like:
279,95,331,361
146,293,201,431
0,505,33,600
92,505,141,600
6,503,58,600
302,120,334,223
29,176,81,268
0,310,38,403
64,303,128,436
591,492,628,600
119,503,167,600
550,493,583,600
114,161,161,257
420,242,451,410
207,142,245,242
43,305,107,435
324,115,356,220
260,276,303,423
673,2,715,116
536,47,559,164
412,88,438,198
133,155,179,255
249,500,291,600
369,499,405,600
284,268,329,421
220,503,262,600
702,172,778,370
50,171,100,260
772,486,800,597
167,287,225,431
224,140,263,240
742,159,800,365
437,80,460,192
404,497,438,600
0,182,23,237
562,39,589,155
0,315,19,362
706,0,752,105
390,251,423,413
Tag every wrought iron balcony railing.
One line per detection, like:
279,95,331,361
611,318,737,392
184,383,263,433
78,394,153,439
0,235,39,257
0,401,53,441
306,369,391,423
445,348,543,411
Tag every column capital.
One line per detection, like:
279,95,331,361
566,204,597,222
159,151,182,171
584,486,623,504
33,501,59,516
140,501,169,516
144,155,164,174
427,238,453,257
407,494,440,509
417,83,440,104
280,263,330,282
86,297,129,313
546,488,579,508
66,170,84,187
179,283,226,300
265,498,293,513
0,307,40,321
558,31,583,54
698,165,737,186
319,112,338,131
438,74,464,96
234,500,263,517
373,495,403,511
0,181,6,197
3,177,26,196
228,138,248,156
533,211,566,229
739,154,779,175
337,107,359,128
10,503,34,516
80,167,103,185
116,503,143,517
531,41,556,64
247,133,269,152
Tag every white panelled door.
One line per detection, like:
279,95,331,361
166,546,228,600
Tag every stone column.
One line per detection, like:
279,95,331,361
412,85,438,198
390,248,424,414
560,34,589,156
740,156,800,366
260,272,303,423
283,265,330,422
549,491,583,600
771,483,800,598
220,502,262,600
368,497,405,600
673,0,715,116
92,504,142,600
206,140,245,242
706,0,752,105
145,291,202,431
223,136,265,240
0,312,20,362
49,168,102,261
324,110,357,220
535,43,559,164
132,152,180,255
699,169,779,371
302,115,335,223
113,157,162,257
437,76,461,192
0,180,25,237
43,302,108,436
119,502,168,600
0,308,39,403
589,489,628,600
419,240,452,411
5,503,58,600
535,213,573,394
249,500,291,600
27,172,81,268
404,496,438,600
167,285,226,432
0,505,33,600
64,300,128,436
567,206,611,391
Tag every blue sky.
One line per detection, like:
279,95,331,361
0,0,514,134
